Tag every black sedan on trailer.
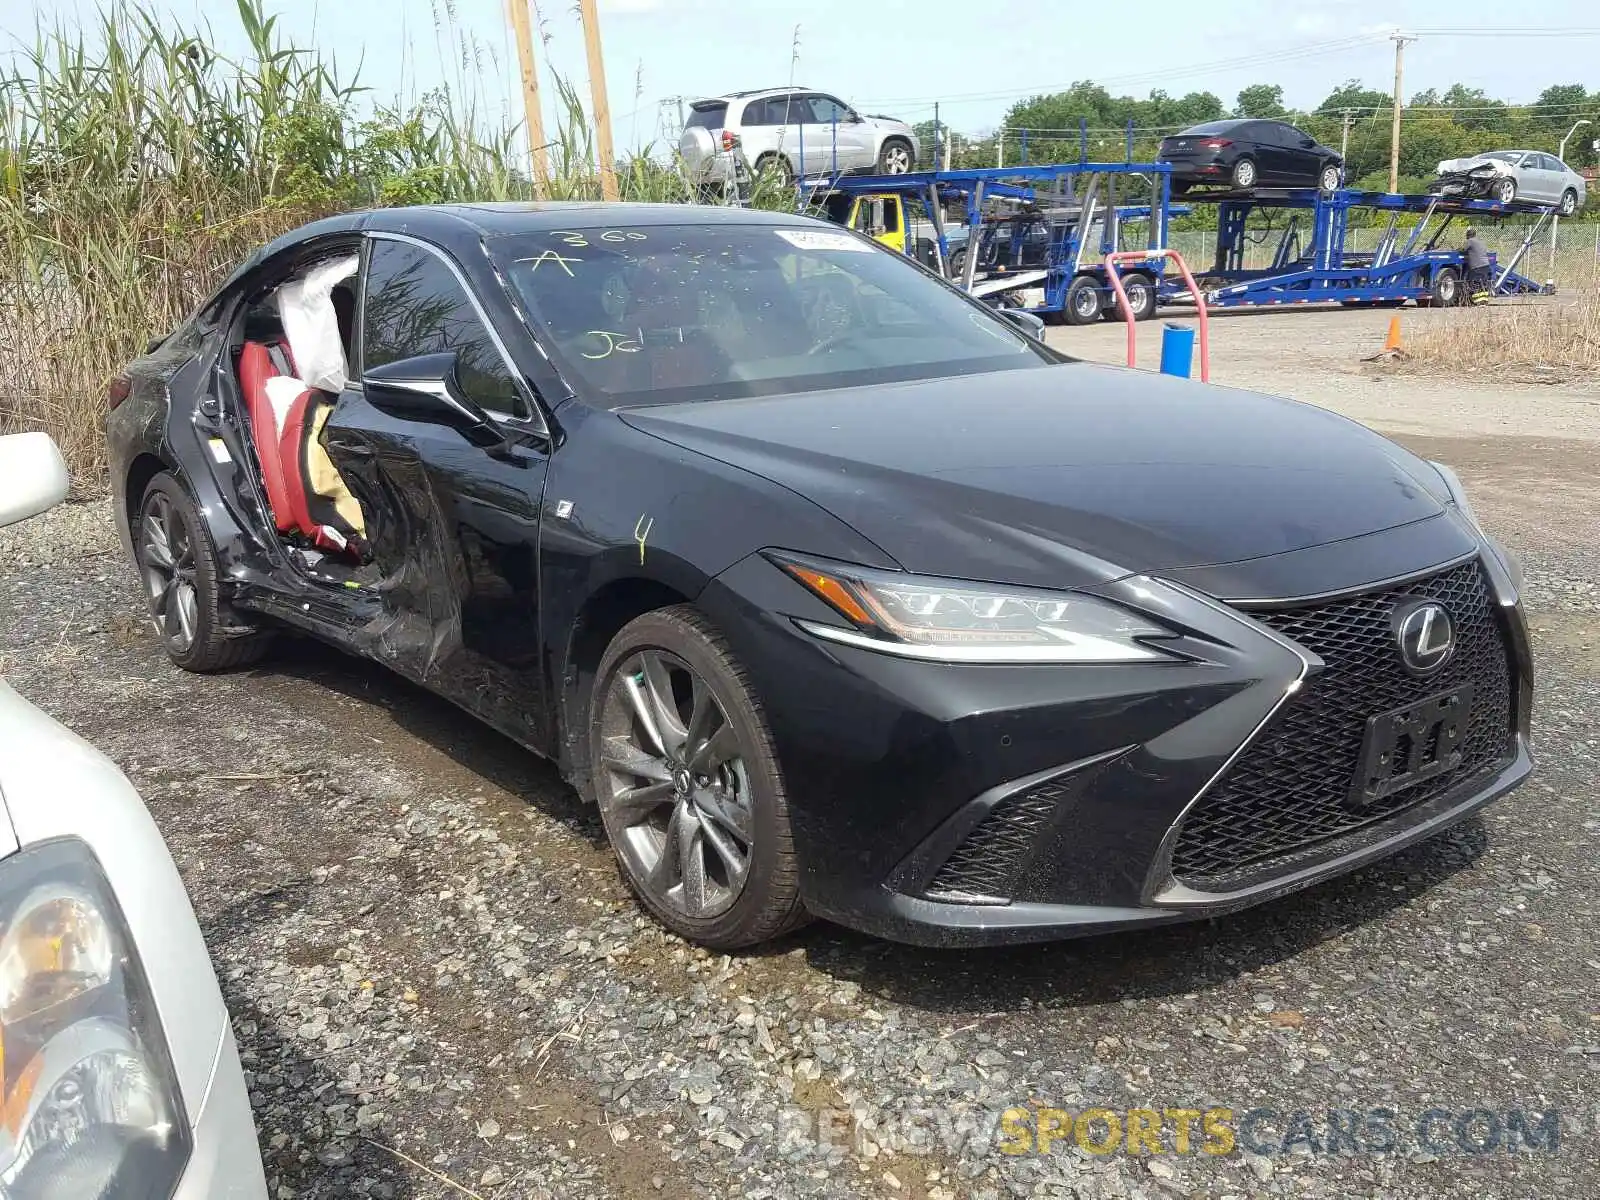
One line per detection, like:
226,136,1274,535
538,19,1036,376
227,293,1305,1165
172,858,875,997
107,202,1532,949
1160,119,1343,193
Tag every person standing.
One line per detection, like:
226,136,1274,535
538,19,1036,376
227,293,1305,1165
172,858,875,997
1464,227,1491,305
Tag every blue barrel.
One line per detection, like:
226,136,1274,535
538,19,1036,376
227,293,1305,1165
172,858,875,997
1159,323,1195,378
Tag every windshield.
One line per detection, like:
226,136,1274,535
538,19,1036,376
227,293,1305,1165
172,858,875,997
491,223,1051,407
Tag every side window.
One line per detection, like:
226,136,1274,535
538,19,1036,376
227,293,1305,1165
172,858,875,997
361,239,527,418
807,95,852,125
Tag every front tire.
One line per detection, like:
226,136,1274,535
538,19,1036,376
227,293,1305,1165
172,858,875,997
1318,162,1341,192
589,606,808,949
1230,157,1258,189
1062,274,1103,325
136,473,271,672
1493,177,1517,205
1559,189,1579,217
876,138,913,175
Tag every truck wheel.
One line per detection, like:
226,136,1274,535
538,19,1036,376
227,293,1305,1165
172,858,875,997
1103,271,1156,322
1430,267,1461,308
1063,275,1103,325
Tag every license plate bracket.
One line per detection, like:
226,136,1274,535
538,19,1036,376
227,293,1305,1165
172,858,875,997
1348,686,1473,810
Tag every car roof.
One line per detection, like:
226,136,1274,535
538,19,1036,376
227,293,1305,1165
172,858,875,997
203,202,825,313
698,87,813,103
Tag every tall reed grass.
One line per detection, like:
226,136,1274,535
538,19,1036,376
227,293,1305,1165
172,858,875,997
1405,290,1600,378
0,0,792,485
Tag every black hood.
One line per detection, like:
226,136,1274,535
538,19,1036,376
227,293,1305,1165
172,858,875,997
619,363,1448,590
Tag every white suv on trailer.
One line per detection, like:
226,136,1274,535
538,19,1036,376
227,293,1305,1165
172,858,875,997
679,87,919,185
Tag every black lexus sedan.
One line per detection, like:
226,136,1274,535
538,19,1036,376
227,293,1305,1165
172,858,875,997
106,202,1532,949
1159,119,1343,193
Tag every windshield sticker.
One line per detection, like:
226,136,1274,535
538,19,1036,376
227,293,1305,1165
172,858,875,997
775,229,873,253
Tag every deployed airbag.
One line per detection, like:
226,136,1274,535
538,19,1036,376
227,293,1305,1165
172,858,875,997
276,255,359,393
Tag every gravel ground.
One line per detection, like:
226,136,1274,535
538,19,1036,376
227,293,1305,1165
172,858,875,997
2,335,1598,1198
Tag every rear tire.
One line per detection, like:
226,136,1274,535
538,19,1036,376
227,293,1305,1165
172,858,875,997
589,606,809,950
1062,275,1103,325
876,138,913,175
946,246,968,280
1230,157,1258,189
754,153,793,187
136,473,271,672
1102,271,1156,322
1430,266,1462,308
1559,189,1579,217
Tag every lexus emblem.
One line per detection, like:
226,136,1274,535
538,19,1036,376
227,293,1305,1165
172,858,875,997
1394,600,1456,674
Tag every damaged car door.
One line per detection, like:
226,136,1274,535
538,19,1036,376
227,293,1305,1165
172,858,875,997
321,233,553,745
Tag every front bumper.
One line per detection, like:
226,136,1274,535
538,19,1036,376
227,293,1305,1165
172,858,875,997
703,536,1533,947
176,1026,269,1199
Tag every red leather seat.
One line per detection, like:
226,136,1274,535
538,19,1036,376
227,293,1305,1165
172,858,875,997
238,340,297,534
278,388,362,553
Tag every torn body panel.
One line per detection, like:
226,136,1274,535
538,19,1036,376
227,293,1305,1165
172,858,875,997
321,390,550,749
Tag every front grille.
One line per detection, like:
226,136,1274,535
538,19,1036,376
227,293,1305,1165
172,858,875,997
924,778,1073,900
1170,560,1515,887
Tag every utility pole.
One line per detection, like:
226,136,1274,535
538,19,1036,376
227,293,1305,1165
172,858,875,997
577,0,618,201
506,0,549,197
1551,118,1592,273
1388,32,1416,193
996,129,1004,169
1339,108,1353,163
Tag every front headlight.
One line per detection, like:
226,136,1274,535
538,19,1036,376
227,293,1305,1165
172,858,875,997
769,552,1181,663
0,839,189,1198
1470,164,1498,176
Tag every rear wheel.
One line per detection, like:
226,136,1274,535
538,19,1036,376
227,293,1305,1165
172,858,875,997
1063,274,1103,325
1230,157,1258,189
590,606,808,949
876,138,913,175
1102,271,1156,322
1493,177,1517,205
754,153,793,187
1559,188,1579,217
1430,266,1462,308
946,246,968,280
137,473,271,672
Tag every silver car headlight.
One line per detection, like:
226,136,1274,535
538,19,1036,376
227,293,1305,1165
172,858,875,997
0,839,189,1198
770,553,1182,663
1470,164,1498,176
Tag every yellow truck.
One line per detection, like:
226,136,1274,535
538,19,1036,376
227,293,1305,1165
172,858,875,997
817,191,908,254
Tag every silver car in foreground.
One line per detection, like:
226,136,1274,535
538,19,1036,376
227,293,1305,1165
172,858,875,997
1431,149,1587,215
0,432,267,1198
679,87,919,186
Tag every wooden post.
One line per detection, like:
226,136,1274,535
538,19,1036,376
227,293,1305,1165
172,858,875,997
1388,33,1415,194
506,0,549,197
578,0,619,201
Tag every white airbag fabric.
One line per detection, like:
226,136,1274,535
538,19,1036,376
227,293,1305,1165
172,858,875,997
276,255,359,393
262,375,306,433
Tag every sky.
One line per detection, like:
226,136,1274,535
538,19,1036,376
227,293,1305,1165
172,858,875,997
6,0,1600,149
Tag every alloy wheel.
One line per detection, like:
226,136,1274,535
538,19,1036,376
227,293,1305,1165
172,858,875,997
140,491,198,653
882,144,911,174
597,649,754,919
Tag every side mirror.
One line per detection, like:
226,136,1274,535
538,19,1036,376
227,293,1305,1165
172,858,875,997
995,307,1047,342
0,432,70,529
848,111,865,124
363,352,508,450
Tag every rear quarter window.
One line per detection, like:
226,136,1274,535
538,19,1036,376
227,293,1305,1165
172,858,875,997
686,104,726,131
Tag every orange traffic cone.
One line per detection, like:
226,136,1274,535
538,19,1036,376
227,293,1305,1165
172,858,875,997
1383,315,1403,352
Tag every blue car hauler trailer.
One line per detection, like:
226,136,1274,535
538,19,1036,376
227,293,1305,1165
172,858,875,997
821,161,1179,324
1161,187,1556,309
